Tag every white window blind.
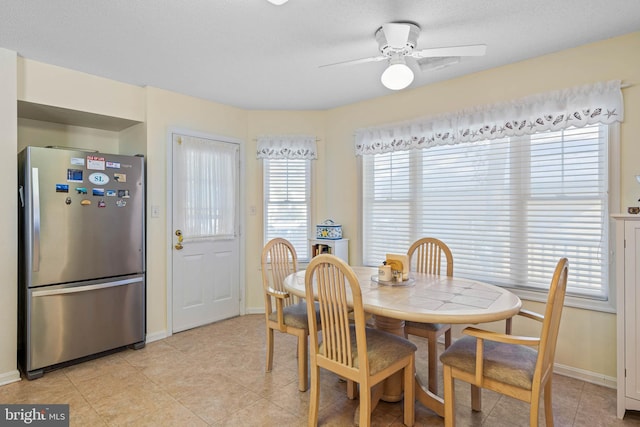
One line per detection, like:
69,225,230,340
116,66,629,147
362,124,609,299
264,159,311,260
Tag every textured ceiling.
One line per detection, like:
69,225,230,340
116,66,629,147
1,0,639,110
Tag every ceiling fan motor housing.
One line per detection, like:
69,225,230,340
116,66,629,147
375,23,420,57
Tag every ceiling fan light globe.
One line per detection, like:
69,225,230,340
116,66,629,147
381,63,414,90
267,0,288,5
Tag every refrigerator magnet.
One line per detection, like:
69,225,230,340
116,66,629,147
87,155,105,171
55,184,69,193
70,157,85,166
67,169,83,182
92,188,105,197
75,187,88,195
106,161,121,169
98,200,106,208
89,172,109,185
106,190,117,197
116,199,127,208
81,199,91,206
114,173,126,183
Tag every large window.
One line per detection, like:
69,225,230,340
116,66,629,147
362,124,610,301
264,159,311,260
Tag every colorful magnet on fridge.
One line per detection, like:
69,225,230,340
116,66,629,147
81,199,91,206
67,169,83,182
89,172,109,185
98,199,106,208
87,155,105,171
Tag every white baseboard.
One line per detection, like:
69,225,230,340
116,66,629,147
245,307,265,315
0,369,21,387
145,330,168,343
553,362,616,389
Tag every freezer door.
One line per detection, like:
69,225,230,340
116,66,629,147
20,147,145,286
26,275,145,373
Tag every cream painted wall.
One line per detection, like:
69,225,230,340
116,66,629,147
18,58,145,122
18,118,121,153
0,48,19,385
245,111,327,312
323,32,640,380
144,87,248,339
118,123,147,157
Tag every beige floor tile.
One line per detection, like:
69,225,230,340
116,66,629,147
72,369,152,402
128,399,208,427
217,397,304,427
69,402,108,427
87,381,176,426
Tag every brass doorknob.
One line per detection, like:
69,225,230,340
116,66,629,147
175,229,184,250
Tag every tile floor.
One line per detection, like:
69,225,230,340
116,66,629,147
1,314,639,426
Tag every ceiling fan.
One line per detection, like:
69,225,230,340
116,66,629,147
321,22,487,90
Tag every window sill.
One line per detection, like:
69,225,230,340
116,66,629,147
506,287,615,314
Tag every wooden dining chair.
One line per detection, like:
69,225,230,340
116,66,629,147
305,254,417,427
261,237,319,392
403,237,454,394
439,258,569,427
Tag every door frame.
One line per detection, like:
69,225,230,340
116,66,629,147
165,127,246,338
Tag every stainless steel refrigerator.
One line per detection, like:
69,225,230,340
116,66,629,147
18,146,146,379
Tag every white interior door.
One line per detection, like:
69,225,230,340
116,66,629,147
171,132,240,333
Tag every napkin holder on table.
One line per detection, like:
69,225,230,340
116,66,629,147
385,253,409,281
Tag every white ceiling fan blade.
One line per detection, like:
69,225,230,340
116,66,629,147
319,55,387,68
383,23,411,48
410,44,487,59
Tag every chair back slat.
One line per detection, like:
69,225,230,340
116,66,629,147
261,238,298,311
306,255,366,372
407,237,454,276
535,257,569,382
317,262,353,365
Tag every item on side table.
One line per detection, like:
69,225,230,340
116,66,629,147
316,219,343,239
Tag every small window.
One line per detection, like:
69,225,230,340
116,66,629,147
264,159,311,260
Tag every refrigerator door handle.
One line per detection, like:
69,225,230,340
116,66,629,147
31,277,144,297
32,168,40,272
19,185,24,208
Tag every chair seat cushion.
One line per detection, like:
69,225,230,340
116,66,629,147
321,326,417,376
439,335,537,390
268,302,320,329
405,321,450,333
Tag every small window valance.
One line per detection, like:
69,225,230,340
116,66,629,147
354,80,624,156
257,135,318,160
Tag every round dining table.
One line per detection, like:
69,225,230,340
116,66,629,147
284,265,522,418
